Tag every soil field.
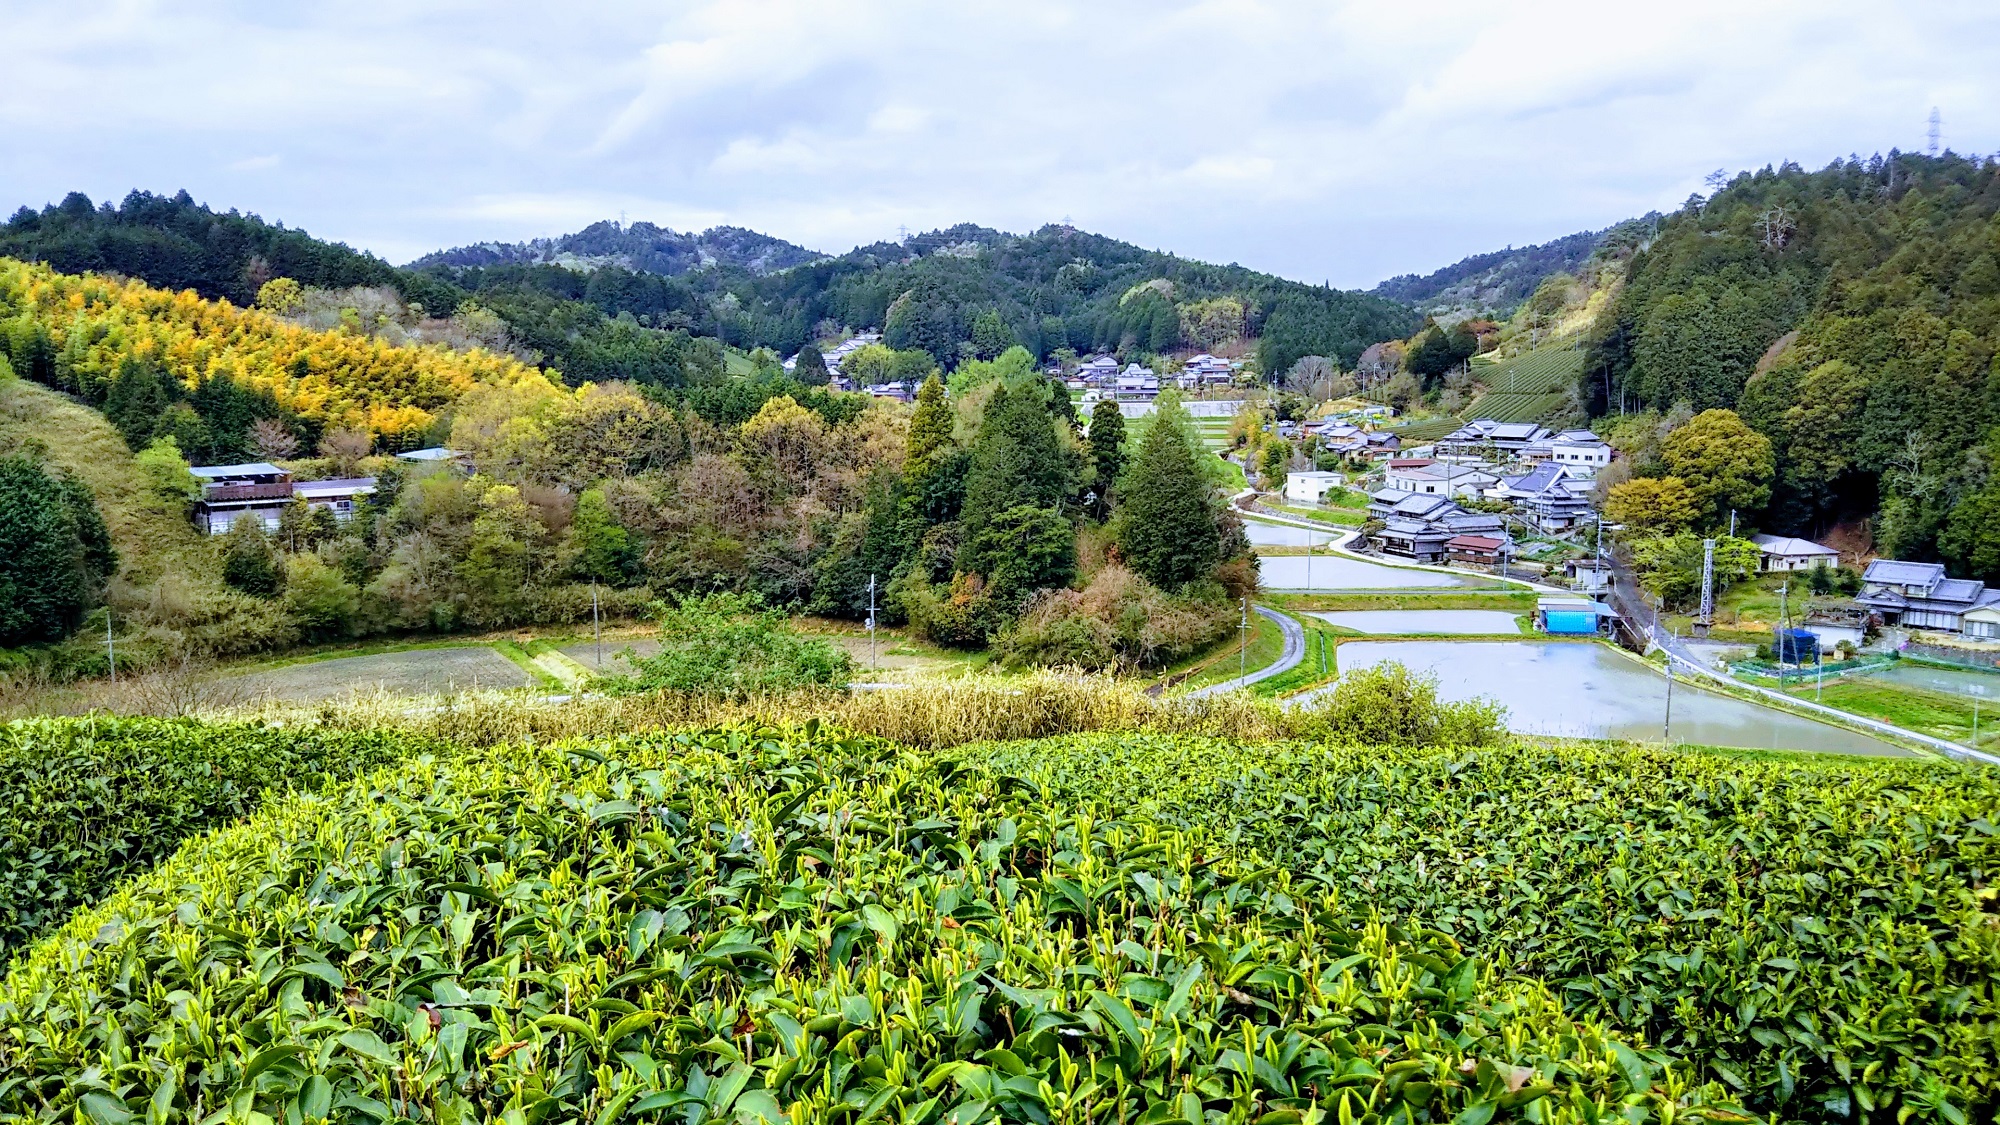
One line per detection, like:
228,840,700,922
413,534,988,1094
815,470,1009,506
224,646,534,701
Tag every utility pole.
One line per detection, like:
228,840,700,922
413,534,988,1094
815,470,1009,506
1928,107,1942,157
105,609,117,685
867,574,879,673
1778,581,1789,691
1239,597,1250,681
1728,509,1736,538
591,582,602,669
1975,699,1980,747
1663,625,1675,745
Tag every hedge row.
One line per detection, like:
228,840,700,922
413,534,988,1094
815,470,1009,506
966,735,2000,1123
0,725,1730,1125
0,717,445,956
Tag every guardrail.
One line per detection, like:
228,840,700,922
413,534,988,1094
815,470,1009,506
1648,623,2000,766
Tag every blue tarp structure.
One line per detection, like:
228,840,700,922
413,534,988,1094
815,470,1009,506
1776,628,1819,664
1544,610,1599,635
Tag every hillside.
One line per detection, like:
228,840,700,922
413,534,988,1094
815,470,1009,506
0,257,554,445
1583,151,2000,564
410,219,825,276
0,190,399,307
418,221,1422,371
1372,219,1655,318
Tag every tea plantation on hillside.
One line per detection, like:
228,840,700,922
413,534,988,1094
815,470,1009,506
0,717,1995,1125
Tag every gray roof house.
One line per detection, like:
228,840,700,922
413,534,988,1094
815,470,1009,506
1490,464,1593,532
1749,534,1841,572
1857,560,2000,633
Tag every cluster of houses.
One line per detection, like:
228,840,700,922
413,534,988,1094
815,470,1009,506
783,331,882,380
1291,421,1611,565
1068,353,1241,402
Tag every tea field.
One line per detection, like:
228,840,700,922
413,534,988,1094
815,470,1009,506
0,717,1996,1125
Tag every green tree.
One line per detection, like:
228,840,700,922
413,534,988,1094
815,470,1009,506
792,344,829,386
102,357,171,449
221,517,283,597
1086,398,1126,518
1660,409,1775,527
618,593,852,696
1117,393,1222,591
565,487,638,584
0,457,96,645
1604,476,1702,534
282,553,359,641
133,437,201,511
963,504,1076,605
969,309,1013,361
959,382,1076,556
1257,440,1290,490
458,485,538,623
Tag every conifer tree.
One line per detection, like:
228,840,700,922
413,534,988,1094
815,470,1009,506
959,382,1075,551
102,357,170,450
1116,393,1221,591
221,516,283,597
1087,398,1126,518
0,456,94,645
896,375,965,549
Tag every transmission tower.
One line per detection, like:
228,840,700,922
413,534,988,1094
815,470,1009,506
1928,108,1941,156
1696,538,1717,636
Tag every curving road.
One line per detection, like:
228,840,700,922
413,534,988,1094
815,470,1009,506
1187,606,1306,697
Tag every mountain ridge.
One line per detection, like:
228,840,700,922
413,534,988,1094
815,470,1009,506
408,219,825,276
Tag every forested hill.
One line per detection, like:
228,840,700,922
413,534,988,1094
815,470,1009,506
409,220,824,276
1,190,398,307
1583,151,2000,567
1372,219,1655,318
491,220,1421,373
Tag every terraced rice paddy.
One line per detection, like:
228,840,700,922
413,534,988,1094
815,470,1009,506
222,645,534,701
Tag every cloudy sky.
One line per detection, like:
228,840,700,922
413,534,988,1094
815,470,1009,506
5,0,1996,287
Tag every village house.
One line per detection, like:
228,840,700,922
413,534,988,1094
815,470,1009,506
1384,461,1501,499
1366,490,1507,562
191,463,376,536
1487,464,1593,533
1856,560,2000,634
1523,429,1614,469
866,381,915,403
1283,470,1347,504
1446,534,1512,567
1749,534,1841,573
1437,419,1552,458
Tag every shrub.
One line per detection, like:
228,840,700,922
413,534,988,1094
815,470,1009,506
999,565,1234,671
1303,662,1506,746
0,717,441,954
614,592,853,696
0,726,1713,1124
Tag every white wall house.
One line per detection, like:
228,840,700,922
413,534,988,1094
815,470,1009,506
1284,470,1347,504
1750,534,1840,572
1383,463,1499,498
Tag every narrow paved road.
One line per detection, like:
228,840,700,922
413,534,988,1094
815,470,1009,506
1187,606,1306,697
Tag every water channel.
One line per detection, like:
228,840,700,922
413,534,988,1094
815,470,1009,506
1321,640,1914,757
1311,609,1522,635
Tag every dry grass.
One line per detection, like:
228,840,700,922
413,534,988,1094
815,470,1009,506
9,673,1317,750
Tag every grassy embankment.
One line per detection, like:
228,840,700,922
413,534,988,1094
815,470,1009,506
1781,675,2000,750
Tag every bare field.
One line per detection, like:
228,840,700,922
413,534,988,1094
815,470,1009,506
224,646,534,702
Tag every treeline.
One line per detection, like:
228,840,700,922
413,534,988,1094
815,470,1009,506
2,192,1418,392
1583,152,2000,574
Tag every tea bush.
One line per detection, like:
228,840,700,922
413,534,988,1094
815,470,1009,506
0,717,444,956
0,725,1722,1125
967,735,2000,1123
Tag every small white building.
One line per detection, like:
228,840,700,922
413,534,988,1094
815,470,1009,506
1283,470,1347,505
1750,534,1841,573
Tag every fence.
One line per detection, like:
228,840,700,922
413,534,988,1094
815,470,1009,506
1904,642,2000,671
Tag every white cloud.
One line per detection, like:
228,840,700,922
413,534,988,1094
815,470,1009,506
1,0,1995,281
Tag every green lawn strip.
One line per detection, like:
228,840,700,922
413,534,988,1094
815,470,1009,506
491,640,564,689
1169,609,1286,691
1259,502,1368,526
1784,678,2000,750
1252,621,1343,697
523,640,595,688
